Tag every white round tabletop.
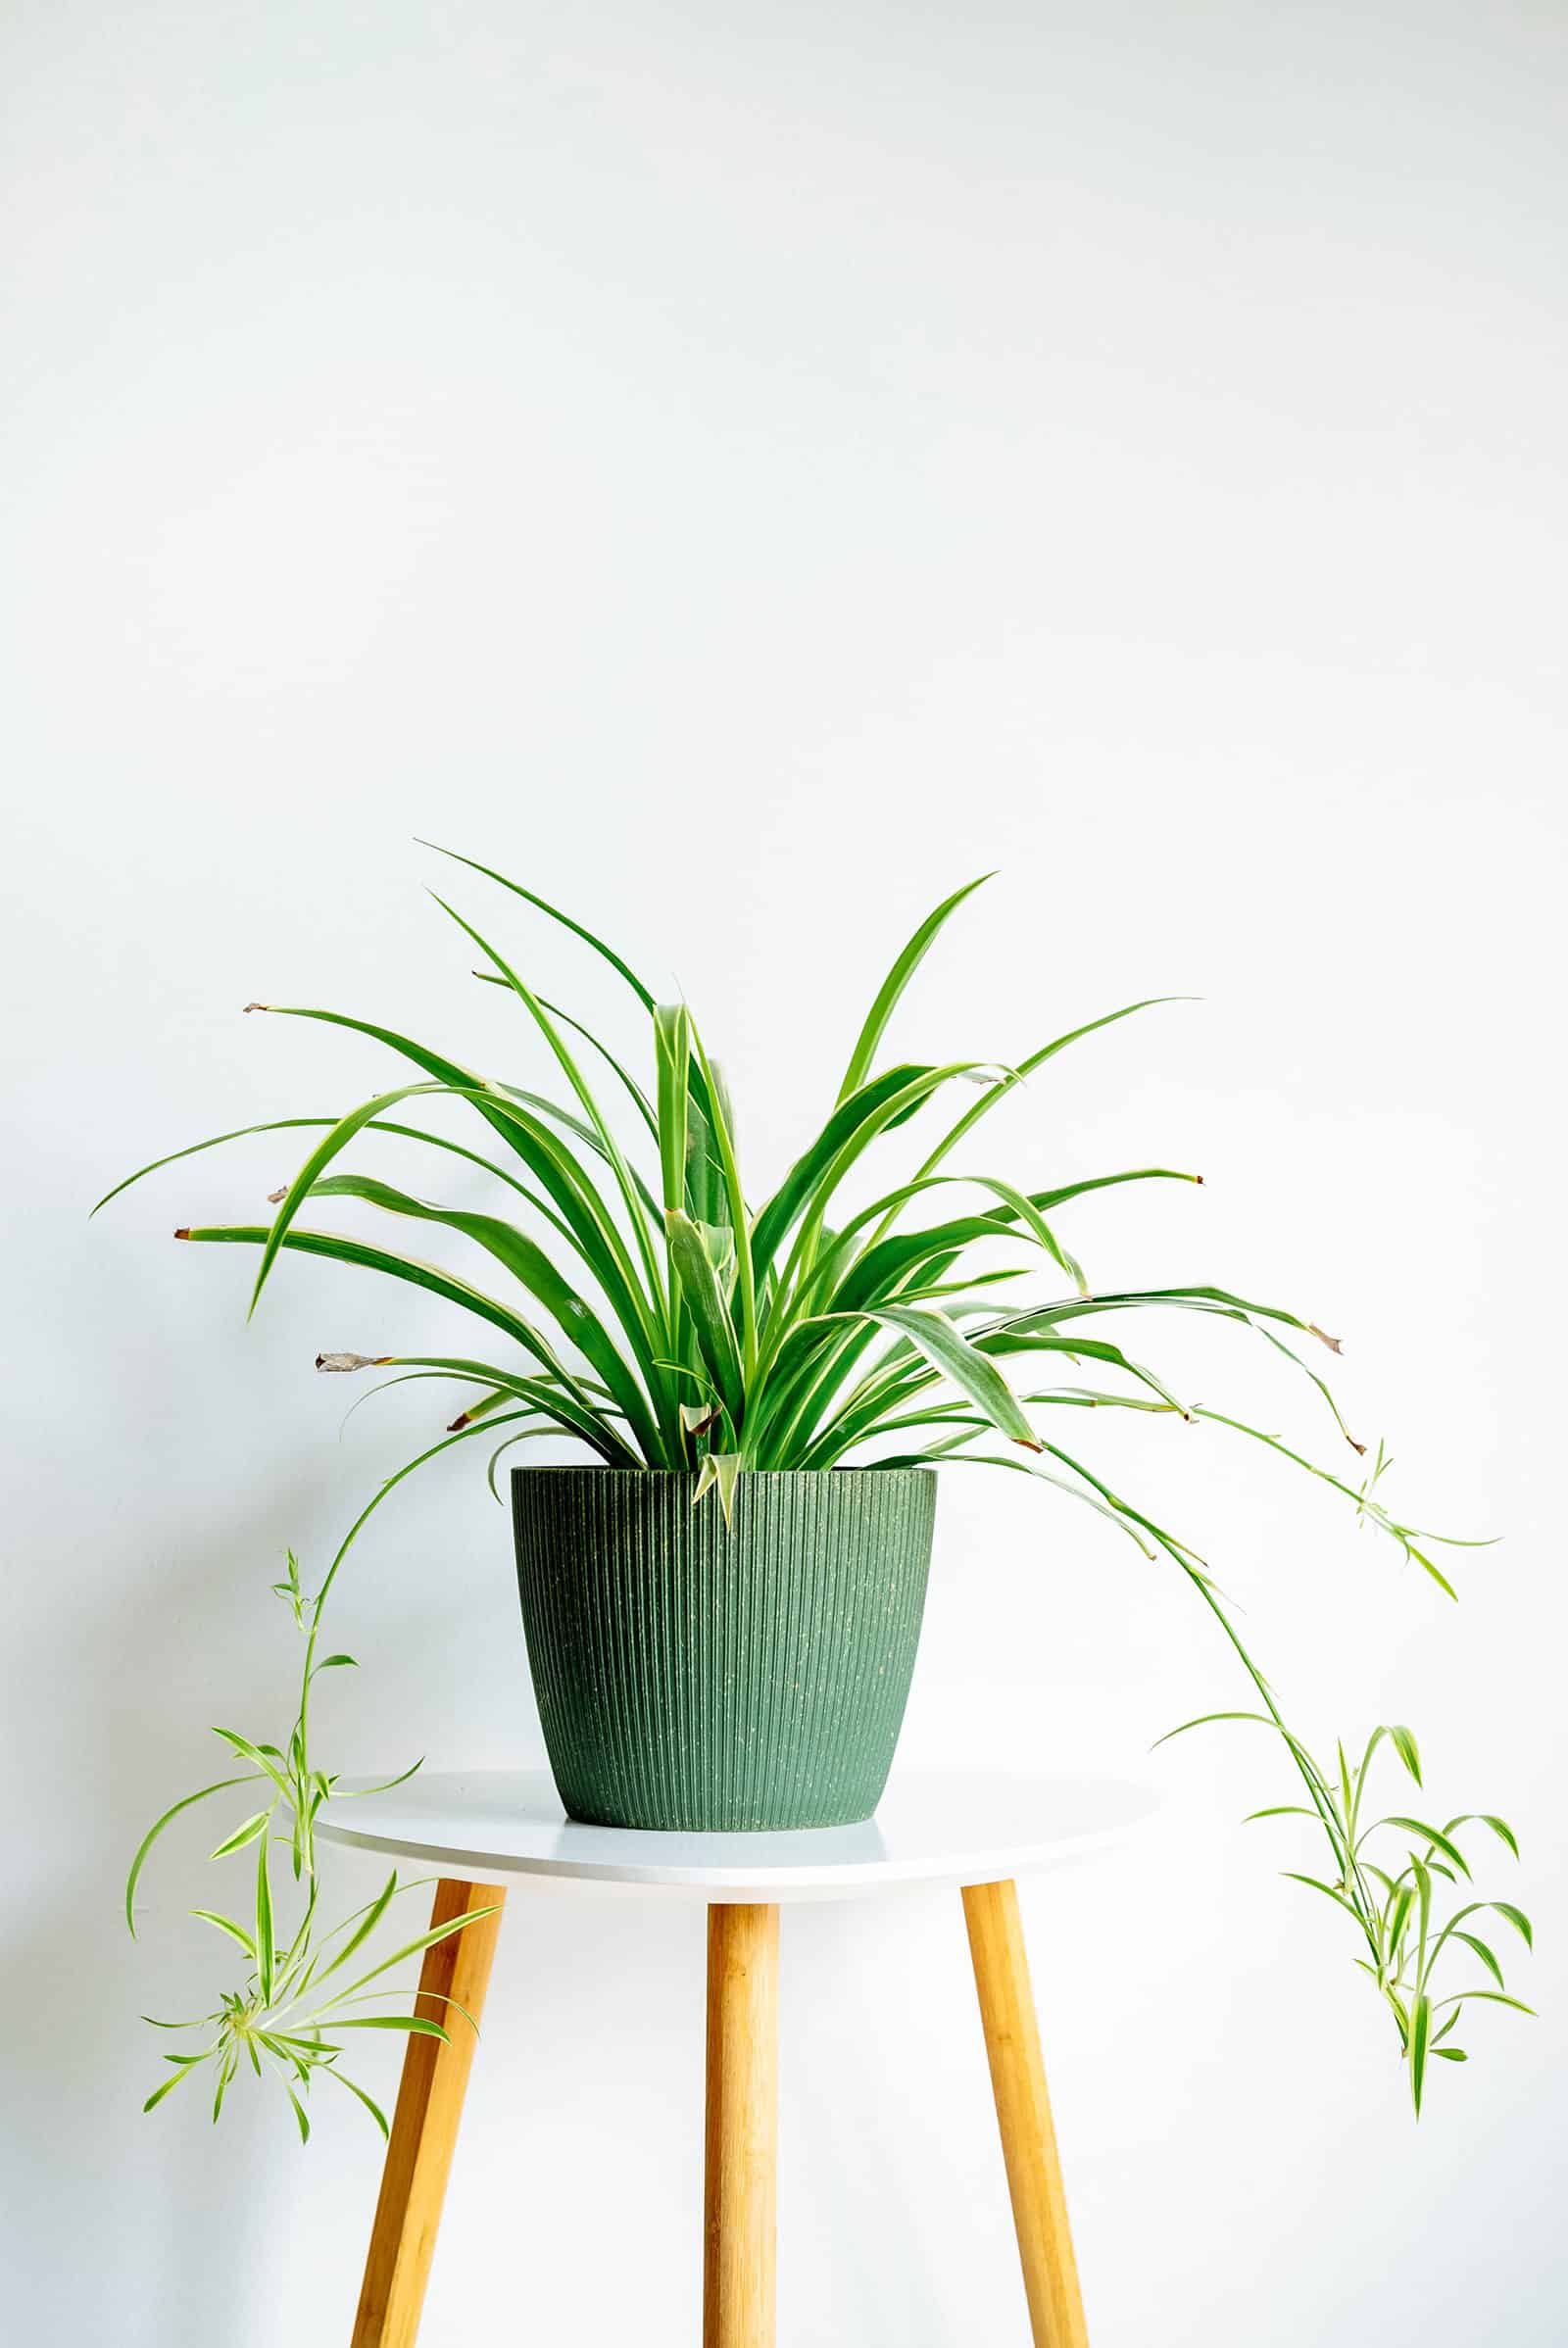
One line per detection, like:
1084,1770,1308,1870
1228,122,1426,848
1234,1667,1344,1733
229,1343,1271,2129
316,1768,1154,1903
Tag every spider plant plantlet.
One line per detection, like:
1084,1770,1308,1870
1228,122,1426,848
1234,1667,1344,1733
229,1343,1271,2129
125,1538,499,2142
102,847,1531,2124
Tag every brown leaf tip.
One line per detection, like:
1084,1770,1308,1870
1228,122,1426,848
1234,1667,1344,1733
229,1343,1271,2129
173,1227,190,1241
242,1001,270,1014
447,1411,471,1431
267,1186,287,1204
315,1350,381,1373
1307,1323,1344,1354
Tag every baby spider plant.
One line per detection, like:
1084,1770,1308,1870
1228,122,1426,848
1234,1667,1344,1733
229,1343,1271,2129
127,1487,497,2138
1159,1712,1532,2114
103,847,1530,2118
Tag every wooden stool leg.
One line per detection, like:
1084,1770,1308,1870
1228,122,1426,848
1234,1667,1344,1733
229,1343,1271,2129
962,1879,1089,2348
351,1878,507,2348
704,1903,780,2348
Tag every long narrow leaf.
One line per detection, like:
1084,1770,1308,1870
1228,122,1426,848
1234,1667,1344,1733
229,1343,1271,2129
666,1210,744,1422
836,873,993,1101
176,1224,640,1461
749,1064,935,1283
417,842,657,1006
912,997,1192,1178
302,1172,659,1457
1408,1992,1431,2117
688,1016,757,1375
654,1004,691,1219
425,893,668,1320
255,1833,275,2005
124,1777,251,1935
190,1909,260,1961
861,1305,1041,1451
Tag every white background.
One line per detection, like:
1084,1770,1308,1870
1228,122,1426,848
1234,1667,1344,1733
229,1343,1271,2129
3,2,1564,2341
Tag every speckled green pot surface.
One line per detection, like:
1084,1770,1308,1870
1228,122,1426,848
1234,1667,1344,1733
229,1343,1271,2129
512,1467,937,1831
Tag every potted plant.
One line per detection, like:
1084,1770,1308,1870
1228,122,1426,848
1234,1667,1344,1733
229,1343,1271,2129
105,847,1532,2128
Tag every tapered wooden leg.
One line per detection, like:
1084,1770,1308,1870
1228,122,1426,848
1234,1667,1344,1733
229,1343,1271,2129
704,1903,780,2348
962,1879,1089,2348
351,1879,507,2348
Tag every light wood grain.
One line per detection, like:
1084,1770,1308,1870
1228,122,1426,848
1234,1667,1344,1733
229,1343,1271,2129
350,1878,507,2348
703,1902,780,2348
962,1878,1090,2348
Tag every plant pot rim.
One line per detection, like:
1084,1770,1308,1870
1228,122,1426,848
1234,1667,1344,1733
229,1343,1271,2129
510,1463,937,1482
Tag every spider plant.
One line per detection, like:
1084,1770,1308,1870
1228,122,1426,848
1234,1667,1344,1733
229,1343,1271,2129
127,1536,498,2141
103,847,1530,2115
1160,1710,1532,2114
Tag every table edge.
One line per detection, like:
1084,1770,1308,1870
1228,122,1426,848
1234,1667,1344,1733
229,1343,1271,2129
315,1772,1155,1901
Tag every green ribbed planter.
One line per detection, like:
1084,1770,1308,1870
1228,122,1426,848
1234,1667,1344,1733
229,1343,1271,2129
511,1467,937,1832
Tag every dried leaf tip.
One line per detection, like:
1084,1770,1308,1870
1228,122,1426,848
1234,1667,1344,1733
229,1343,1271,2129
1307,1323,1343,1354
173,1227,190,1241
267,1187,286,1204
242,1001,270,1014
447,1411,471,1431
315,1351,384,1373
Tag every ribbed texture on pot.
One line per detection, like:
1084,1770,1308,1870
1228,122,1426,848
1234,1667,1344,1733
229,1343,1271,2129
512,1468,936,1831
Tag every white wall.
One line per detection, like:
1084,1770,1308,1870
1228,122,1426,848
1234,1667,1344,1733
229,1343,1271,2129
3,1,1564,2339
